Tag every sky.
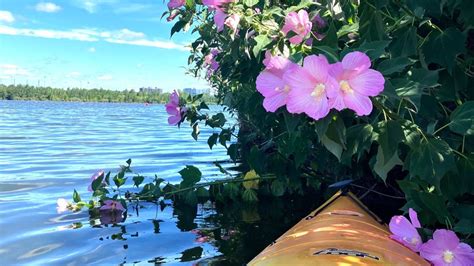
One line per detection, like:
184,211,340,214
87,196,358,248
0,0,209,91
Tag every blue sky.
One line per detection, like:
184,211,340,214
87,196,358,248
0,0,208,91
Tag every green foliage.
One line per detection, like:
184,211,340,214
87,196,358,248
179,165,202,188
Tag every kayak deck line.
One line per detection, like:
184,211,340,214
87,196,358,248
248,190,429,265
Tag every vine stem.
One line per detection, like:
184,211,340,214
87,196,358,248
433,122,451,135
350,184,405,199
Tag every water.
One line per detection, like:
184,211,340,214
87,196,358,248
0,100,320,265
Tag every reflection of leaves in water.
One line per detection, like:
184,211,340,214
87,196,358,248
179,246,203,262
147,256,166,265
152,219,163,234
174,203,197,231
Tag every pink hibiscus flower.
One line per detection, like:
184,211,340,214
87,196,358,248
225,14,240,36
284,54,338,120
389,208,423,252
281,10,312,44
167,0,185,9
420,229,474,266
328,51,385,116
256,51,298,112
88,170,105,192
165,90,185,125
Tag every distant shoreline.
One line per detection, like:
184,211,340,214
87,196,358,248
0,84,216,104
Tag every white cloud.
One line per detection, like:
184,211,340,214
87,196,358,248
97,74,112,80
88,47,96,52
66,71,81,78
35,2,62,13
0,25,188,51
0,64,30,76
113,4,150,14
0,10,14,23
0,25,98,41
73,0,118,13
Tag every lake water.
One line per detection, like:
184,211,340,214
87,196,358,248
0,100,320,265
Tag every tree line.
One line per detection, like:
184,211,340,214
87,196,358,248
0,84,215,103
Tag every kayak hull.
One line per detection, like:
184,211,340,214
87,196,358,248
248,191,429,265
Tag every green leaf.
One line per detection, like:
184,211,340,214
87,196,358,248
206,113,226,128
179,165,202,188
126,158,132,166
191,123,200,140
207,133,219,149
242,188,258,202
449,101,474,135
271,180,286,197
454,219,474,234
171,20,187,37
313,46,339,63
91,171,105,191
374,146,402,182
321,117,346,161
441,156,474,198
341,124,375,165
377,120,405,164
133,175,145,188
227,143,239,162
244,0,258,7
196,187,209,198
389,26,418,58
317,22,337,48
417,192,451,225
353,40,391,60
422,27,466,73
73,189,81,203
377,57,413,75
252,35,271,57
224,183,240,199
406,138,455,186
358,1,387,41
113,174,127,188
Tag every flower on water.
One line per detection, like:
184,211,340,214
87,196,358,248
281,10,312,44
165,90,185,125
225,14,240,36
88,170,105,192
284,54,338,120
256,51,298,112
420,229,474,266
100,200,126,212
328,51,385,116
167,0,185,9
389,208,423,252
57,198,70,213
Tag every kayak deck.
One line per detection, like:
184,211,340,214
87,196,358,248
248,191,429,265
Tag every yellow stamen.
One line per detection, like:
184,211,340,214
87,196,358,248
340,80,354,94
283,85,290,93
443,250,454,263
311,84,325,98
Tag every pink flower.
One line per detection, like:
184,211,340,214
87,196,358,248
167,9,180,22
57,198,69,213
165,90,185,125
225,14,240,36
328,51,385,116
214,9,227,32
167,0,185,9
312,14,327,29
88,170,105,192
281,10,312,44
205,49,220,77
203,0,235,31
256,51,298,112
420,229,474,266
195,236,209,243
100,200,126,212
284,54,338,120
389,208,423,252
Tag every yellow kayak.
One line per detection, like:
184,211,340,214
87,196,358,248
248,191,429,265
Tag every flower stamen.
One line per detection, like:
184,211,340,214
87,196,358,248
311,84,325,98
340,80,354,94
443,250,454,263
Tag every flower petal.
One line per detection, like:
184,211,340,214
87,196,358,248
329,62,344,80
303,55,329,82
284,66,314,91
420,239,445,263
349,69,385,96
168,115,181,125
286,86,313,114
343,91,373,116
432,229,460,250
263,93,287,112
214,9,227,32
342,51,371,73
409,208,421,228
256,71,286,97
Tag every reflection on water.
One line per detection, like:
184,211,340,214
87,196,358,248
0,100,322,265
